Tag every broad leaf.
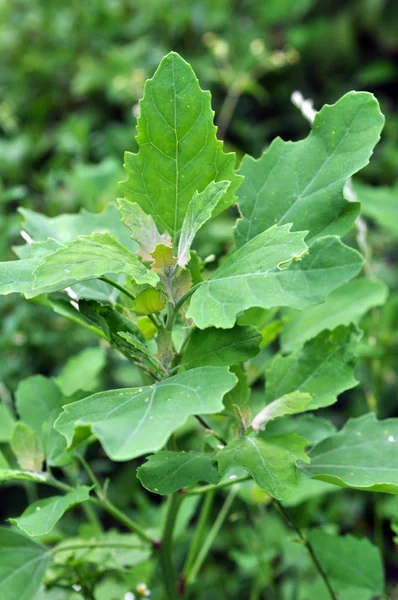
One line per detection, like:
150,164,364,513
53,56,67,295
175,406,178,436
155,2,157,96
306,413,398,493
187,227,363,329
118,198,172,261
177,180,230,268
16,375,69,467
137,450,219,494
119,52,242,242
10,423,44,473
251,392,312,432
55,367,237,460
55,347,106,397
0,452,8,469
266,325,360,409
223,365,251,413
0,470,48,484
31,233,157,297
0,402,15,442
10,487,91,537
281,277,388,352
307,530,384,599
0,528,50,600
216,433,310,500
265,414,337,446
354,181,398,238
235,91,384,247
179,325,261,370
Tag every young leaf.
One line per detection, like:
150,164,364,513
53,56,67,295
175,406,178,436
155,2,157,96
0,528,51,600
187,228,363,329
235,91,384,247
31,232,157,297
10,487,91,537
10,423,44,473
216,433,310,500
177,180,230,268
55,367,237,461
306,413,398,493
16,375,69,467
55,347,106,397
117,199,172,261
119,52,242,242
251,392,312,432
266,325,361,409
281,277,388,352
307,530,384,599
179,325,261,370
137,450,220,494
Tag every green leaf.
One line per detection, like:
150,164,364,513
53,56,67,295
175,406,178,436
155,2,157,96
132,288,165,314
55,367,237,461
266,325,361,409
177,180,230,268
306,530,384,599
187,227,363,329
31,233,157,297
55,347,106,397
119,52,242,242
16,376,69,467
0,402,15,442
223,365,251,413
137,450,219,494
0,452,8,469
354,181,398,238
10,423,44,473
216,433,310,500
281,277,388,352
117,198,172,261
235,92,384,247
306,413,398,493
251,392,312,432
0,470,48,484
0,528,51,600
179,325,261,370
10,487,91,537
265,414,337,446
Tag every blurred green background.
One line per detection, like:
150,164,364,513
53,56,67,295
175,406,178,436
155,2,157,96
1,1,398,598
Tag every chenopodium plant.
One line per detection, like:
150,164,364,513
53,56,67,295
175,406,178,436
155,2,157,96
0,52,392,599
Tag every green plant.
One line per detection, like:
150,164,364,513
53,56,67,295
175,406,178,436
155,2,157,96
0,51,394,599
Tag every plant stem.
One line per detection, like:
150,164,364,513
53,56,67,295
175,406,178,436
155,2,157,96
79,455,104,498
182,490,216,580
99,275,137,303
52,541,145,555
186,475,250,496
195,415,227,446
159,493,182,600
216,82,242,140
272,500,339,600
185,488,237,586
166,283,201,331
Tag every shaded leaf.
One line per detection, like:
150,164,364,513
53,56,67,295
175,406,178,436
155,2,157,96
55,347,106,397
0,470,48,484
55,367,237,461
0,402,15,443
137,451,219,494
354,181,398,238
10,423,44,473
235,92,384,247
120,52,241,242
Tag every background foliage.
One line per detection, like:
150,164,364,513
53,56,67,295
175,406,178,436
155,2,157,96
1,0,398,598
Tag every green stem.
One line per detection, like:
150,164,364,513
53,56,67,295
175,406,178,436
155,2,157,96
52,541,145,555
195,415,227,446
100,276,137,303
166,283,201,331
79,456,104,498
159,493,182,600
185,488,237,586
272,500,339,600
186,475,250,496
182,490,215,579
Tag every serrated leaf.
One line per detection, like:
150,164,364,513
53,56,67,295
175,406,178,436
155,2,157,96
0,402,15,442
120,52,242,242
0,528,51,600
306,413,398,493
118,199,172,261
16,375,69,467
354,181,398,238
177,180,230,268
266,325,361,409
306,530,384,599
179,325,261,370
281,277,388,352
149,243,177,272
55,347,106,397
217,433,309,500
55,367,237,461
137,450,219,494
235,91,384,247
10,487,91,537
187,227,363,329
251,392,312,432
10,423,44,473
31,233,157,297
